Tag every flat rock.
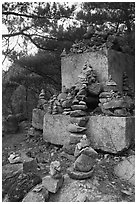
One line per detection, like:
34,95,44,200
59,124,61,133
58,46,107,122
99,92,113,98
114,155,135,185
32,108,45,130
67,166,94,180
102,99,128,110
71,104,87,110
42,175,64,193
22,184,49,202
70,116,89,127
67,124,87,133
70,110,87,117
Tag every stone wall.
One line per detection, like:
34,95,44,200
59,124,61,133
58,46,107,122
61,49,135,92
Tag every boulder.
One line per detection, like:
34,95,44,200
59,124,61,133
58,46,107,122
2,163,23,198
67,124,87,133
114,155,135,185
42,175,64,193
74,154,95,172
6,172,42,202
22,184,49,202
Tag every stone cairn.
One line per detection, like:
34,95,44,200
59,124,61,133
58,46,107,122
42,161,64,194
67,135,98,180
98,76,134,116
37,89,48,112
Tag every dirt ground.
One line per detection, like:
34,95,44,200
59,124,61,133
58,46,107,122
2,121,135,202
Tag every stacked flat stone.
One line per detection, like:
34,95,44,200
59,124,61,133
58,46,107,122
48,95,63,115
37,89,48,111
67,135,98,180
99,76,134,116
41,161,64,194
123,72,134,97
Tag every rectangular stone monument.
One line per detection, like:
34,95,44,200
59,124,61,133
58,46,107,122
43,114,135,153
32,108,45,130
61,49,135,92
86,116,135,153
43,113,71,145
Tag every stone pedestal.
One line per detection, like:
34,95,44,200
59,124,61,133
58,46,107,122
61,49,135,92
86,116,135,153
32,108,45,130
43,114,135,153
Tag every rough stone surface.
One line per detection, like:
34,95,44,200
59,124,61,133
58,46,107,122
61,50,135,92
70,110,87,117
67,124,87,133
22,184,49,202
2,163,23,198
62,143,75,155
74,153,95,172
6,172,42,202
32,108,45,130
114,155,135,185
67,166,94,180
70,117,89,127
23,158,38,174
42,175,64,193
86,116,135,153
43,113,70,145
68,133,83,144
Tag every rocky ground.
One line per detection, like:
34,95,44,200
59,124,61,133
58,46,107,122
2,121,135,202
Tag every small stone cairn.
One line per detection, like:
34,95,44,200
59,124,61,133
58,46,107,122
42,161,64,193
37,89,48,111
98,76,134,116
67,135,98,180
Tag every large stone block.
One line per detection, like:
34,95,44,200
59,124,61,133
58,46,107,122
86,116,135,153
114,155,135,185
43,113,70,145
61,49,135,92
32,108,45,130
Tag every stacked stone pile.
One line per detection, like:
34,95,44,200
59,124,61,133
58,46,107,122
122,72,134,97
98,76,134,116
60,29,122,56
67,135,98,179
47,63,101,116
37,89,48,111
